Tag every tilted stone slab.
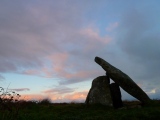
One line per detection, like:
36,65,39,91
85,76,113,106
95,57,151,104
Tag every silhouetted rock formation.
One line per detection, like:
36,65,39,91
110,83,123,109
85,76,113,106
95,56,151,105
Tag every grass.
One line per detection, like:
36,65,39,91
1,87,160,120
0,100,160,120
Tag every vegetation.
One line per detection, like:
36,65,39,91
0,87,21,120
1,87,160,120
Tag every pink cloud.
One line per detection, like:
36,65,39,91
40,50,104,84
21,52,69,78
106,22,119,32
80,27,111,43
64,91,88,101
0,0,113,86
40,27,111,84
47,52,69,73
20,91,88,103
20,25,111,86
20,94,45,101
72,27,112,53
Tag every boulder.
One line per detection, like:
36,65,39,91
110,83,123,109
85,76,113,106
95,56,151,104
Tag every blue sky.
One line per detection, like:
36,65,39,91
0,0,160,102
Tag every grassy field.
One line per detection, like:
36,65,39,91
1,100,160,120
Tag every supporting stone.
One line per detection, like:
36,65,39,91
110,83,123,109
95,56,151,104
85,76,113,106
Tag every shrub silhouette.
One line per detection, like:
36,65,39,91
0,87,21,120
38,98,51,105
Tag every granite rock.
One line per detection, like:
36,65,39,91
85,76,113,106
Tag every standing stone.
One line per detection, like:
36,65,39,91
95,56,151,104
110,83,123,109
85,76,113,106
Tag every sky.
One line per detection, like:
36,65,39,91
0,0,160,102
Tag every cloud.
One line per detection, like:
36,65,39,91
113,7,160,90
63,91,88,102
99,6,160,101
147,89,156,94
21,88,160,102
0,1,111,85
43,86,75,94
19,84,88,102
9,88,30,92
21,25,111,84
20,94,45,101
106,22,119,32
21,91,88,103
0,1,83,72
0,74,5,81
148,89,160,99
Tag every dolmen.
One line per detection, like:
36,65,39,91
85,57,151,108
